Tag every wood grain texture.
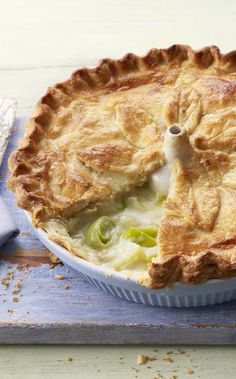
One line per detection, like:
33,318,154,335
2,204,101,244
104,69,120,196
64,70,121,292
0,119,236,345
0,345,235,379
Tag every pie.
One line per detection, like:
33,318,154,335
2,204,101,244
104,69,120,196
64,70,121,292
8,45,236,288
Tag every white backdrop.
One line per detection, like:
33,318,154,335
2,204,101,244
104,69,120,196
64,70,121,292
0,0,235,116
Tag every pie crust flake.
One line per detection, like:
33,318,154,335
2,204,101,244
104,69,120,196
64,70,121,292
8,45,236,288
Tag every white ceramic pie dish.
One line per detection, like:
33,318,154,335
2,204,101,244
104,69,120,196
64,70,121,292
25,212,236,308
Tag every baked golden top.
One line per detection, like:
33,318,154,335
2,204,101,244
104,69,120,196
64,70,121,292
8,45,236,287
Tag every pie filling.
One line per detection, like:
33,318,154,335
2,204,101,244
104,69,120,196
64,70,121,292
43,183,165,281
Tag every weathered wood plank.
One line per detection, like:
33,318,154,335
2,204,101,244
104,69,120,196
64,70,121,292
1,344,235,379
0,247,51,265
0,257,236,344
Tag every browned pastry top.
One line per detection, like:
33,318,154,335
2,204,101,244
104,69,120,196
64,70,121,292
8,45,236,288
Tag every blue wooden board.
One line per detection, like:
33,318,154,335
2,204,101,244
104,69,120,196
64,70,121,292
0,118,236,344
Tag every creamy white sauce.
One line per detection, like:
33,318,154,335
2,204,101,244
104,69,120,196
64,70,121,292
150,164,171,195
46,186,165,281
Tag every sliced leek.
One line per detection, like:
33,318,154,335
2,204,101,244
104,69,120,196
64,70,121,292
85,216,115,249
123,226,158,247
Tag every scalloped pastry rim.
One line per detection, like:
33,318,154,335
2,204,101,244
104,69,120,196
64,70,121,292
7,44,236,288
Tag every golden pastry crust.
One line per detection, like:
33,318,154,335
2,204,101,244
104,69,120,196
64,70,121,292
147,153,236,288
8,45,236,288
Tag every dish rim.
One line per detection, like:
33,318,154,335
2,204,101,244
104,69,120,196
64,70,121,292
25,211,236,296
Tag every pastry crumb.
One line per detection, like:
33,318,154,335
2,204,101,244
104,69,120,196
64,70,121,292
137,354,156,365
55,274,65,280
152,373,163,379
12,297,19,302
186,369,194,375
1,278,9,287
67,356,73,362
137,354,148,365
12,289,20,295
177,349,186,354
64,284,70,289
163,356,173,363
15,281,22,289
49,253,61,264
148,355,157,361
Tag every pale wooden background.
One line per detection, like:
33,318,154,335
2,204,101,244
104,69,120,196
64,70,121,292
0,0,236,378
